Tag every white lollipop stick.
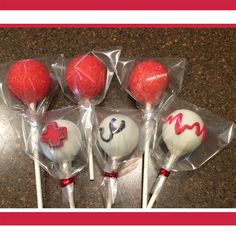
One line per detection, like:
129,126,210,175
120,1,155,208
85,101,94,180
142,103,152,208
33,140,43,208
105,157,117,208
29,102,43,208
87,104,94,181
106,180,113,208
88,140,94,180
147,174,167,208
68,186,75,208
147,154,176,208
60,180,75,208
60,162,75,208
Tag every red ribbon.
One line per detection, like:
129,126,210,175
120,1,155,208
159,168,170,177
104,171,118,179
59,177,75,187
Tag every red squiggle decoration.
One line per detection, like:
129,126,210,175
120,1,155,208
163,112,206,141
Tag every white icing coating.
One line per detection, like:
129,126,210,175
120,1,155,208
40,119,82,162
162,109,205,158
97,114,139,159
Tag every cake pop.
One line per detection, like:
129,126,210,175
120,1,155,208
162,109,206,159
128,60,169,105
147,109,206,208
40,119,82,208
65,55,106,99
6,59,53,208
128,60,169,208
97,114,139,208
65,55,107,181
7,59,52,105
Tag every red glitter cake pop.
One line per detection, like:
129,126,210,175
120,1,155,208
7,59,52,105
6,59,53,208
65,55,106,99
128,60,169,105
128,60,169,208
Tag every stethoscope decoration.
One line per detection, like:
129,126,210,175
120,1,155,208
99,117,126,143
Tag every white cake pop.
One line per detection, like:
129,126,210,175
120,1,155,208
97,114,139,158
162,109,206,158
40,120,82,162
147,109,207,208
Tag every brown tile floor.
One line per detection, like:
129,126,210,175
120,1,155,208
0,28,235,208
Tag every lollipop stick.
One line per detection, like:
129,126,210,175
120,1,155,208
147,174,167,208
106,180,113,208
60,163,75,208
147,154,176,208
33,149,43,208
88,136,94,180
67,184,75,208
29,103,43,208
60,184,75,208
142,103,152,208
85,103,94,181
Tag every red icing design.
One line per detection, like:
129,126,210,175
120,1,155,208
163,112,206,141
41,122,68,148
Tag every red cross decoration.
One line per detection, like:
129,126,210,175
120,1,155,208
41,122,68,148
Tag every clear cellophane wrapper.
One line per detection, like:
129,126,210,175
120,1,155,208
148,96,235,208
0,55,60,115
52,48,121,180
21,106,87,207
116,57,186,207
53,48,121,106
154,96,235,171
0,104,21,155
116,57,187,166
116,57,186,107
93,107,143,208
0,56,61,208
